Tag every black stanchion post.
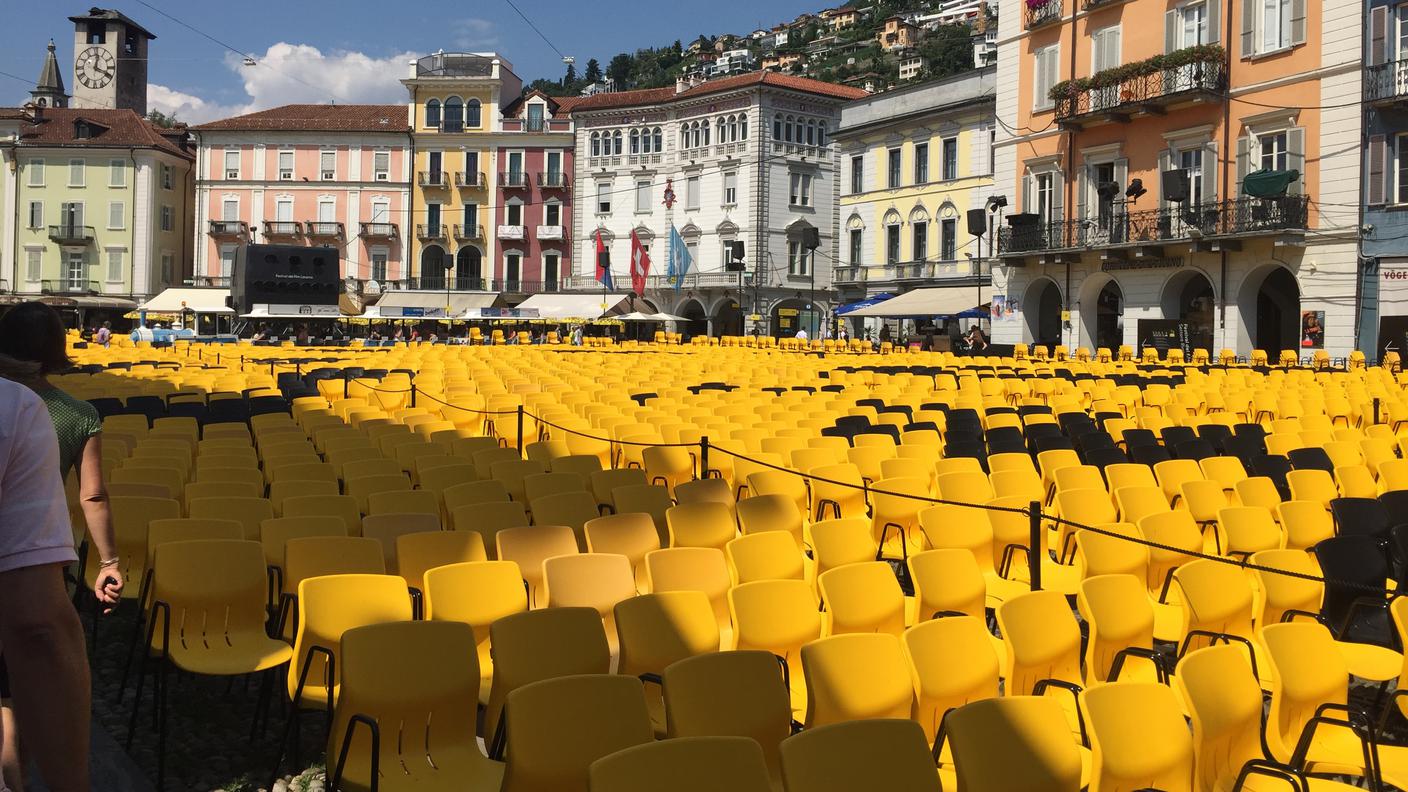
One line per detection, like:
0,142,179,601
409,383,417,408
700,435,710,479
516,406,525,455
215,352,220,366
1028,500,1043,592
343,377,350,399
1374,397,1381,425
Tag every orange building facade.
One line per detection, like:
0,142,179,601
991,0,1360,358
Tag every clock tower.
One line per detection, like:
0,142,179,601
68,7,155,115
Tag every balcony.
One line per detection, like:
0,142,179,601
1052,47,1226,128
455,171,486,188
187,275,231,287
1024,0,1061,29
833,259,990,287
536,225,565,240
564,271,753,291
498,225,526,240
501,171,529,189
1367,60,1408,105
418,171,448,188
416,224,448,241
453,224,483,240
359,222,399,240
263,220,302,239
305,221,345,239
415,53,495,78
208,220,249,239
48,224,96,245
998,195,1310,258
537,171,568,189
405,276,490,291
41,279,98,295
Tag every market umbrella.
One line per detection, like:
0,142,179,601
648,313,690,323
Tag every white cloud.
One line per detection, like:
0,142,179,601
451,18,499,49
149,42,416,124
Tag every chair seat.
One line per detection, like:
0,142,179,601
1335,640,1402,683
168,631,293,677
337,744,505,792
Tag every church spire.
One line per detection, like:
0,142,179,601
30,40,69,108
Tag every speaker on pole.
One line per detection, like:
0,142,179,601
725,240,747,272
230,243,341,315
967,208,987,237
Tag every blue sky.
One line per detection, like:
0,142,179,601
1,0,820,121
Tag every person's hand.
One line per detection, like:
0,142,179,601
94,567,124,613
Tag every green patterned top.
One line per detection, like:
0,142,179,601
38,387,102,480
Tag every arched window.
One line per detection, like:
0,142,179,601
784,116,794,143
466,98,482,128
740,115,748,140
425,99,441,129
806,120,815,146
692,123,701,149
630,129,641,154
773,114,782,140
717,118,726,143
794,117,804,144
818,121,827,146
590,132,601,158
702,122,710,146
443,97,463,132
643,129,653,154
681,127,690,150
652,127,662,152
612,130,623,154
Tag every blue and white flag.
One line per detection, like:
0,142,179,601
667,224,693,291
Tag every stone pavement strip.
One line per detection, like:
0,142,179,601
25,715,153,792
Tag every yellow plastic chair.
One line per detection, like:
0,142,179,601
588,736,773,792
500,675,654,792
393,527,486,592
187,496,274,540
817,561,906,637
725,531,805,585
729,579,821,720
495,524,579,607
901,616,1000,746
941,697,1083,792
534,491,608,549
543,553,638,651
1076,574,1165,685
660,650,791,787
482,607,612,745
800,633,913,729
1080,682,1193,792
282,494,364,536
665,501,737,551
779,719,941,792
328,621,504,792
613,591,721,734
424,560,529,703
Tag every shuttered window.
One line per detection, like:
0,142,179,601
1034,45,1060,110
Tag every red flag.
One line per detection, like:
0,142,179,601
594,229,614,290
629,229,651,297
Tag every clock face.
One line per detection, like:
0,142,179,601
76,47,115,89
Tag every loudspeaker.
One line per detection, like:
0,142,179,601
596,248,611,270
966,208,987,237
1097,181,1121,199
800,226,821,250
230,243,341,314
1161,169,1190,204
725,241,746,271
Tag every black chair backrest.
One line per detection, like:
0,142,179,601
1077,433,1116,453
1380,490,1408,529
1195,424,1233,451
1249,455,1293,497
1033,435,1076,454
1121,429,1159,448
1287,447,1335,474
1130,444,1172,466
1083,446,1129,469
1329,497,1392,540
1160,426,1197,448
984,426,1025,447
1313,534,1392,635
1174,439,1216,461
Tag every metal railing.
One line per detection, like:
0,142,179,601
1367,60,1408,103
452,224,483,240
416,224,447,240
416,53,494,77
41,279,98,295
833,259,990,284
1054,57,1225,123
305,221,344,238
455,171,486,188
501,171,528,188
187,275,231,287
359,222,398,239
537,171,568,188
1024,0,1061,28
208,220,248,238
263,221,302,237
999,195,1310,253
418,171,447,188
563,271,751,291
48,224,96,244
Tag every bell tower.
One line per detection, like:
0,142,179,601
68,7,155,115
30,40,69,108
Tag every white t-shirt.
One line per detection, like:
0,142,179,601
795,330,809,340
0,379,76,573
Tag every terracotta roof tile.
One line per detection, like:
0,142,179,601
569,71,867,112
190,104,408,132
13,108,192,159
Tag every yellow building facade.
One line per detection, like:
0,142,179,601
832,67,996,315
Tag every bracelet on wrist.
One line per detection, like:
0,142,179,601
99,556,121,568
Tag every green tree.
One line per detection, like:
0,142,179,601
563,62,577,86
146,109,181,128
584,58,602,83
917,23,975,80
607,53,634,86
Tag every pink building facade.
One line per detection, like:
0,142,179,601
493,92,575,292
189,104,411,285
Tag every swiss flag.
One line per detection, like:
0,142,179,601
629,229,651,297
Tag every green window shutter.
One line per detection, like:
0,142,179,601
1368,135,1387,206
1371,7,1388,65
1235,137,1250,195
1202,142,1219,203
1241,0,1255,57
1290,0,1306,45
1286,127,1305,195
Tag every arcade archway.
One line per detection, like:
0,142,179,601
1023,277,1062,347
1237,265,1300,355
1078,273,1123,352
1160,269,1216,354
712,298,743,337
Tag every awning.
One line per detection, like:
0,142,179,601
836,293,895,316
515,293,632,320
70,296,137,310
1242,169,1301,198
371,291,497,319
240,305,342,320
847,285,991,318
142,288,234,314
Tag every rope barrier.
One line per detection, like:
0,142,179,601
529,413,700,448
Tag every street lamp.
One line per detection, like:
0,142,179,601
788,221,821,339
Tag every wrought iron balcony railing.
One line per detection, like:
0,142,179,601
207,220,248,238
48,224,96,244
537,171,568,188
1054,58,1225,124
416,224,447,240
418,171,447,188
41,279,99,295
501,171,528,188
455,171,486,188
998,195,1310,254
453,224,483,240
1367,60,1408,104
359,222,398,239
1024,0,1062,29
263,221,302,238
305,222,344,238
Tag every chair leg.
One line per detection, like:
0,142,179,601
267,707,298,792
115,608,145,703
156,659,168,791
125,650,148,751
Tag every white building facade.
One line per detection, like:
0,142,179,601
569,71,866,337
